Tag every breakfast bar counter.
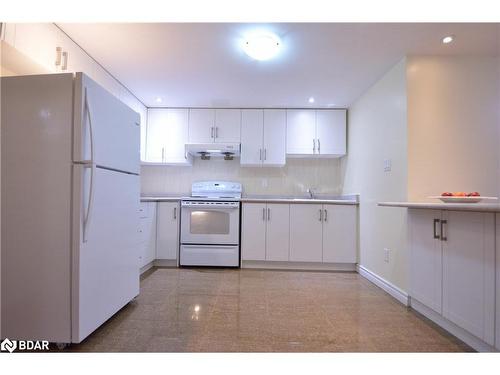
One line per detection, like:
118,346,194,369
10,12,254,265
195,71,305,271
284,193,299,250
379,201,500,212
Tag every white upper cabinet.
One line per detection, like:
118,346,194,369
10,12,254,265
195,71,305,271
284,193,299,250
146,108,190,164
215,109,241,143
263,110,286,166
241,109,286,167
1,23,16,45
13,23,61,73
286,110,316,155
286,109,346,157
241,109,264,166
188,108,215,143
316,109,346,156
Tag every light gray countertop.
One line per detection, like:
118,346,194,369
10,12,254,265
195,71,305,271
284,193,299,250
379,201,500,212
141,194,359,205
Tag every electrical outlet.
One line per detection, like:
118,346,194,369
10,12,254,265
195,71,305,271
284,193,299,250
384,248,390,263
384,159,392,172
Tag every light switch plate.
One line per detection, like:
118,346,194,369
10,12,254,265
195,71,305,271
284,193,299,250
384,159,392,172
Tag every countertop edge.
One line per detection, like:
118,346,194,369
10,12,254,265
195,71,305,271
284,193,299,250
379,201,500,212
140,196,358,205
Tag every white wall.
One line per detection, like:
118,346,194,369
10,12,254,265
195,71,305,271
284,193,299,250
407,56,499,201
141,158,343,196
341,59,408,291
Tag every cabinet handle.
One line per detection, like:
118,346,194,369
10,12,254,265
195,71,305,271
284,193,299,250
62,51,68,71
259,148,262,161
55,46,62,67
313,139,316,153
324,209,328,222
211,127,214,139
173,207,177,220
267,208,271,221
440,220,447,241
318,139,321,153
319,209,323,221
262,207,266,221
264,148,267,161
433,218,440,239
215,127,219,139
161,147,165,162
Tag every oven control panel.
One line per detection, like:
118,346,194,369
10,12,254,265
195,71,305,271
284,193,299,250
181,201,240,208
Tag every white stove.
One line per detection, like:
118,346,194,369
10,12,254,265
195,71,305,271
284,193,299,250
179,181,242,267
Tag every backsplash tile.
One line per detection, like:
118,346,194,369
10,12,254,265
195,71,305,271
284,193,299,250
141,158,343,196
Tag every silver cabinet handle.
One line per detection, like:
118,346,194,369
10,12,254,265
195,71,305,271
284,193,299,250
62,51,68,71
267,208,271,221
55,46,62,67
319,209,323,221
313,139,316,153
211,127,214,139
259,148,262,161
433,219,441,239
264,148,267,161
161,147,165,162
173,207,177,220
262,207,266,221
440,220,447,241
215,127,219,139
324,209,328,222
318,139,321,153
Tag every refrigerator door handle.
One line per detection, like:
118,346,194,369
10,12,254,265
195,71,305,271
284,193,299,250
82,87,96,243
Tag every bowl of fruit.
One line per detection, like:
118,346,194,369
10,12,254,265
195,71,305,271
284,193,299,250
429,192,498,203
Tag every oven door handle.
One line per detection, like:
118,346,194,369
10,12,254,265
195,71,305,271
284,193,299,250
181,204,239,210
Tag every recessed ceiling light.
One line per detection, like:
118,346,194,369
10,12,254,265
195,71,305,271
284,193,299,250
155,97,163,103
308,97,315,104
243,32,281,61
442,35,454,44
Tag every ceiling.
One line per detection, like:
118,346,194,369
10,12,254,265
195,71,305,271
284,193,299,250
58,23,499,108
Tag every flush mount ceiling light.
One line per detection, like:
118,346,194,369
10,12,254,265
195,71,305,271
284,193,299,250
308,97,315,104
243,32,281,61
155,97,163,103
442,35,454,44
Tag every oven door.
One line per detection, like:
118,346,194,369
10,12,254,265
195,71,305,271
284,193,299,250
181,201,240,245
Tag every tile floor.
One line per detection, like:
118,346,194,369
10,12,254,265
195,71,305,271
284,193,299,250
68,267,472,352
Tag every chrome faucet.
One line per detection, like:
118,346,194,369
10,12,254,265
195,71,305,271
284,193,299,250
307,188,316,199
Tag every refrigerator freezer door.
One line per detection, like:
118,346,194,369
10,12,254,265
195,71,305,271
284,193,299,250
72,165,140,343
1,73,74,342
73,73,140,174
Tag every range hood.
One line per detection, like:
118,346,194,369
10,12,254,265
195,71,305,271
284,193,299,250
185,143,241,160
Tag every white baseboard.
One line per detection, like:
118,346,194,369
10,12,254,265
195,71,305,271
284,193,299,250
140,261,154,275
357,264,409,306
153,259,177,268
241,260,356,272
411,298,496,352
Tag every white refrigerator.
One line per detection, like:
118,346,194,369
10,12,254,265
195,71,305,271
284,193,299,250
1,73,141,344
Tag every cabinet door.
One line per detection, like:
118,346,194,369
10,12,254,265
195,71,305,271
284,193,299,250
241,203,266,261
2,23,16,45
139,202,157,267
147,109,189,164
60,34,96,78
263,109,286,166
156,202,180,260
286,109,316,155
442,211,495,345
322,205,356,263
408,209,443,314
215,109,241,143
189,108,215,143
240,109,263,166
289,204,323,262
14,23,60,73
316,109,346,156
266,204,290,261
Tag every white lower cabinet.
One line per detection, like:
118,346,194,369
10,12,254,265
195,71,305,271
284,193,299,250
409,209,496,347
156,202,180,260
265,204,290,261
322,205,357,263
138,202,157,268
241,203,289,261
289,204,323,262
